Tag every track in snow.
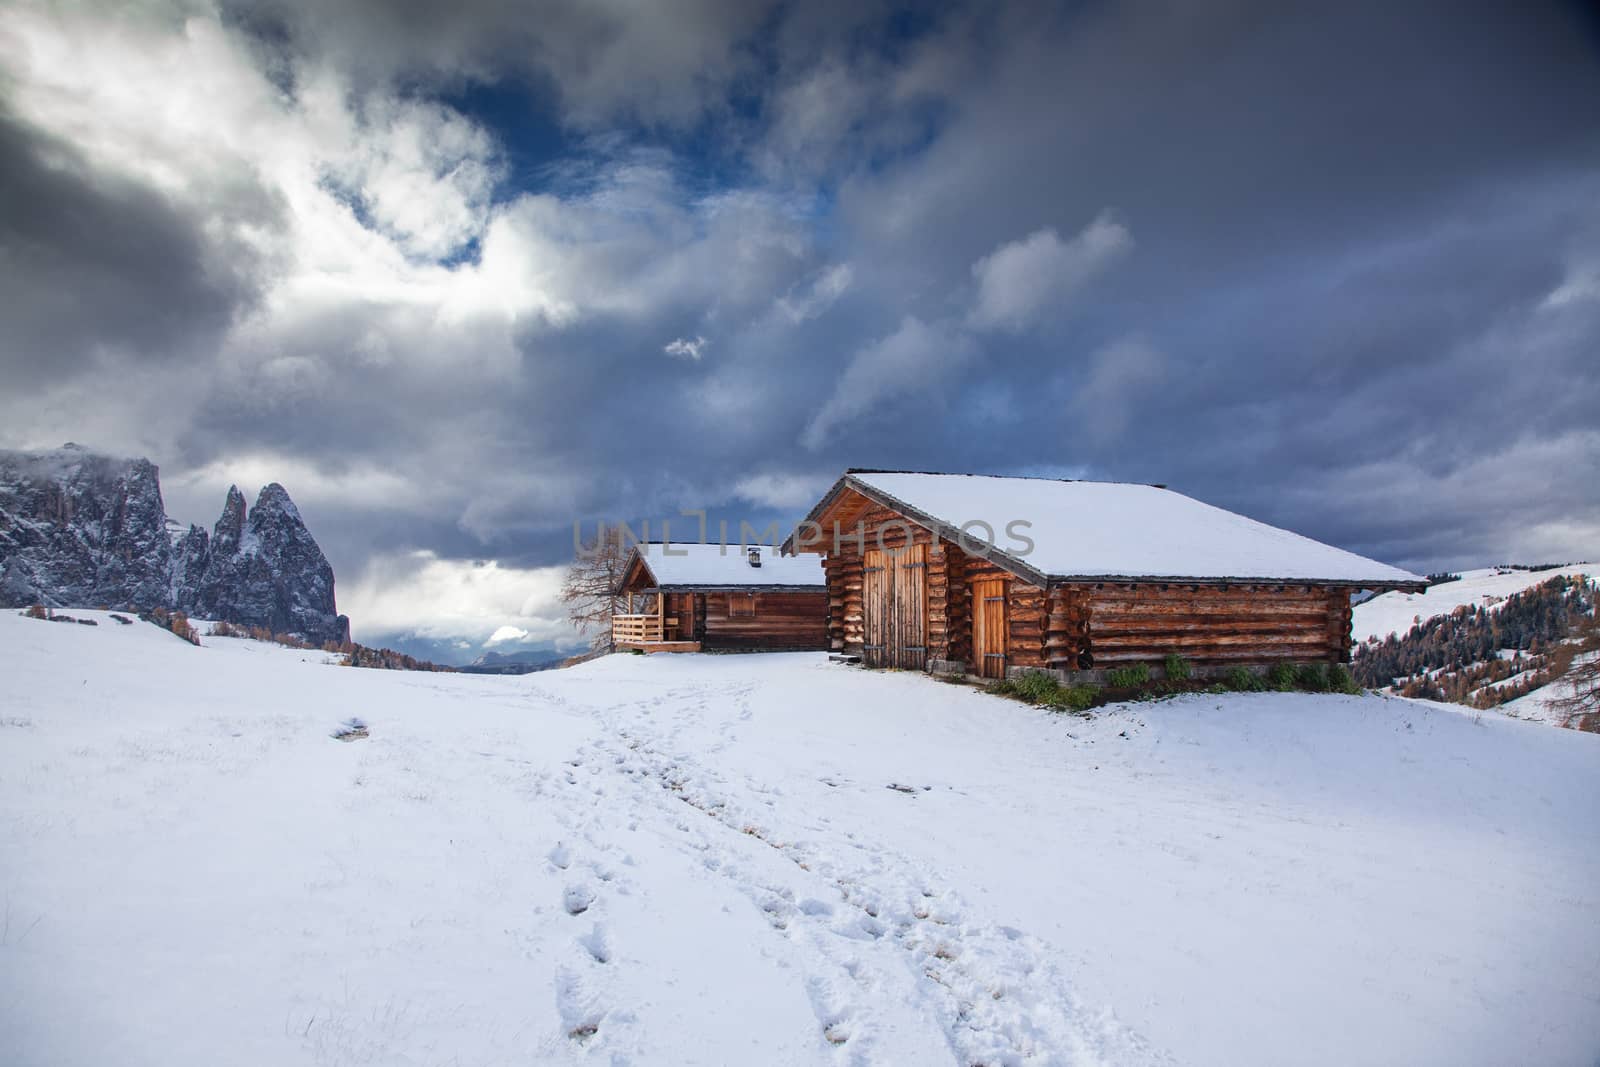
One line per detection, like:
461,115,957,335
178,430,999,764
524,677,1170,1067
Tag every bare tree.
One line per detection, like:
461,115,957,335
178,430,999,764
561,526,631,653
1553,609,1600,729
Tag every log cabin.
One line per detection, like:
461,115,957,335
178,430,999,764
782,470,1426,678
613,542,828,652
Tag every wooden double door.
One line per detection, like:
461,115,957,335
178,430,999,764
862,544,928,669
971,577,1009,678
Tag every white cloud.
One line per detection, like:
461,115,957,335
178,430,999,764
732,472,833,510
0,1,822,412
1068,336,1168,443
802,315,976,450
777,263,853,323
163,453,426,524
1541,264,1600,310
664,335,708,360
315,91,502,262
760,62,872,179
486,625,531,645
339,550,575,647
968,213,1132,332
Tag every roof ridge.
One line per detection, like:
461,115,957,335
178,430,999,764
630,540,770,548
848,468,1168,489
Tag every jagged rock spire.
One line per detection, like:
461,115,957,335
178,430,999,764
0,448,349,644
213,485,246,552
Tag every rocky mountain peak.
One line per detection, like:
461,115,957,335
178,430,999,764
253,482,299,518
213,485,246,552
0,446,349,645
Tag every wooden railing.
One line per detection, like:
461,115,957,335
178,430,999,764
612,613,664,645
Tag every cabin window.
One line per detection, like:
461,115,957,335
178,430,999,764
728,593,758,617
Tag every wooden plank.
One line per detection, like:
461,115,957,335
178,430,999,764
1088,616,1333,635
894,542,929,669
864,548,888,667
1090,632,1331,651
1093,646,1323,664
971,576,1007,679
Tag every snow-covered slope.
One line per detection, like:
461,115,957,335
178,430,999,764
1500,652,1598,729
1352,565,1593,645
3,612,1598,1066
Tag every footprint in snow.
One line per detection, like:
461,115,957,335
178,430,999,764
564,884,596,915
805,975,856,1048
577,923,612,964
554,965,606,1042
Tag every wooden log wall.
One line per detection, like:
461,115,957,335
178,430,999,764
813,492,1355,671
1329,592,1354,664
1063,583,1348,666
823,554,862,652
926,545,951,662
700,591,829,650
944,549,970,664
1045,586,1093,669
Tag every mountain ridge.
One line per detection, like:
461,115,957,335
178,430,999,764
0,444,349,644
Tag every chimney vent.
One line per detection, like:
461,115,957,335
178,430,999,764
747,546,762,568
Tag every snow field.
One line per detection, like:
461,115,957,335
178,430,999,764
2,610,1598,1066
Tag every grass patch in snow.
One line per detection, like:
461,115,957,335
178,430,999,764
1105,663,1151,689
987,670,1098,714
1297,663,1329,692
330,717,369,741
990,658,1366,712
1224,666,1265,692
1328,663,1361,694
1268,662,1299,691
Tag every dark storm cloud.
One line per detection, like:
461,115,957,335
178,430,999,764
2,0,1597,647
0,109,269,386
801,0,1600,568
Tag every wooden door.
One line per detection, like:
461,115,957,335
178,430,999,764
972,577,1008,678
862,544,928,669
893,543,928,669
863,549,891,667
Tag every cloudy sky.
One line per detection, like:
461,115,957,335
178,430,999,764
3,1,1598,660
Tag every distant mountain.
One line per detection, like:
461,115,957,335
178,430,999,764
0,444,349,644
460,649,567,675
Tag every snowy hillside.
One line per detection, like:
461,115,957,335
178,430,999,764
1352,565,1592,644
1499,652,1599,729
1352,566,1596,729
2,613,1598,1066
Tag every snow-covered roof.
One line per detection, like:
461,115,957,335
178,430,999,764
629,543,825,589
831,471,1423,586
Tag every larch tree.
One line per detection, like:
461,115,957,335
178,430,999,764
1554,608,1600,728
561,526,631,653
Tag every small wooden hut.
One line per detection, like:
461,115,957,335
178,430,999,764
783,470,1425,678
613,543,828,652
